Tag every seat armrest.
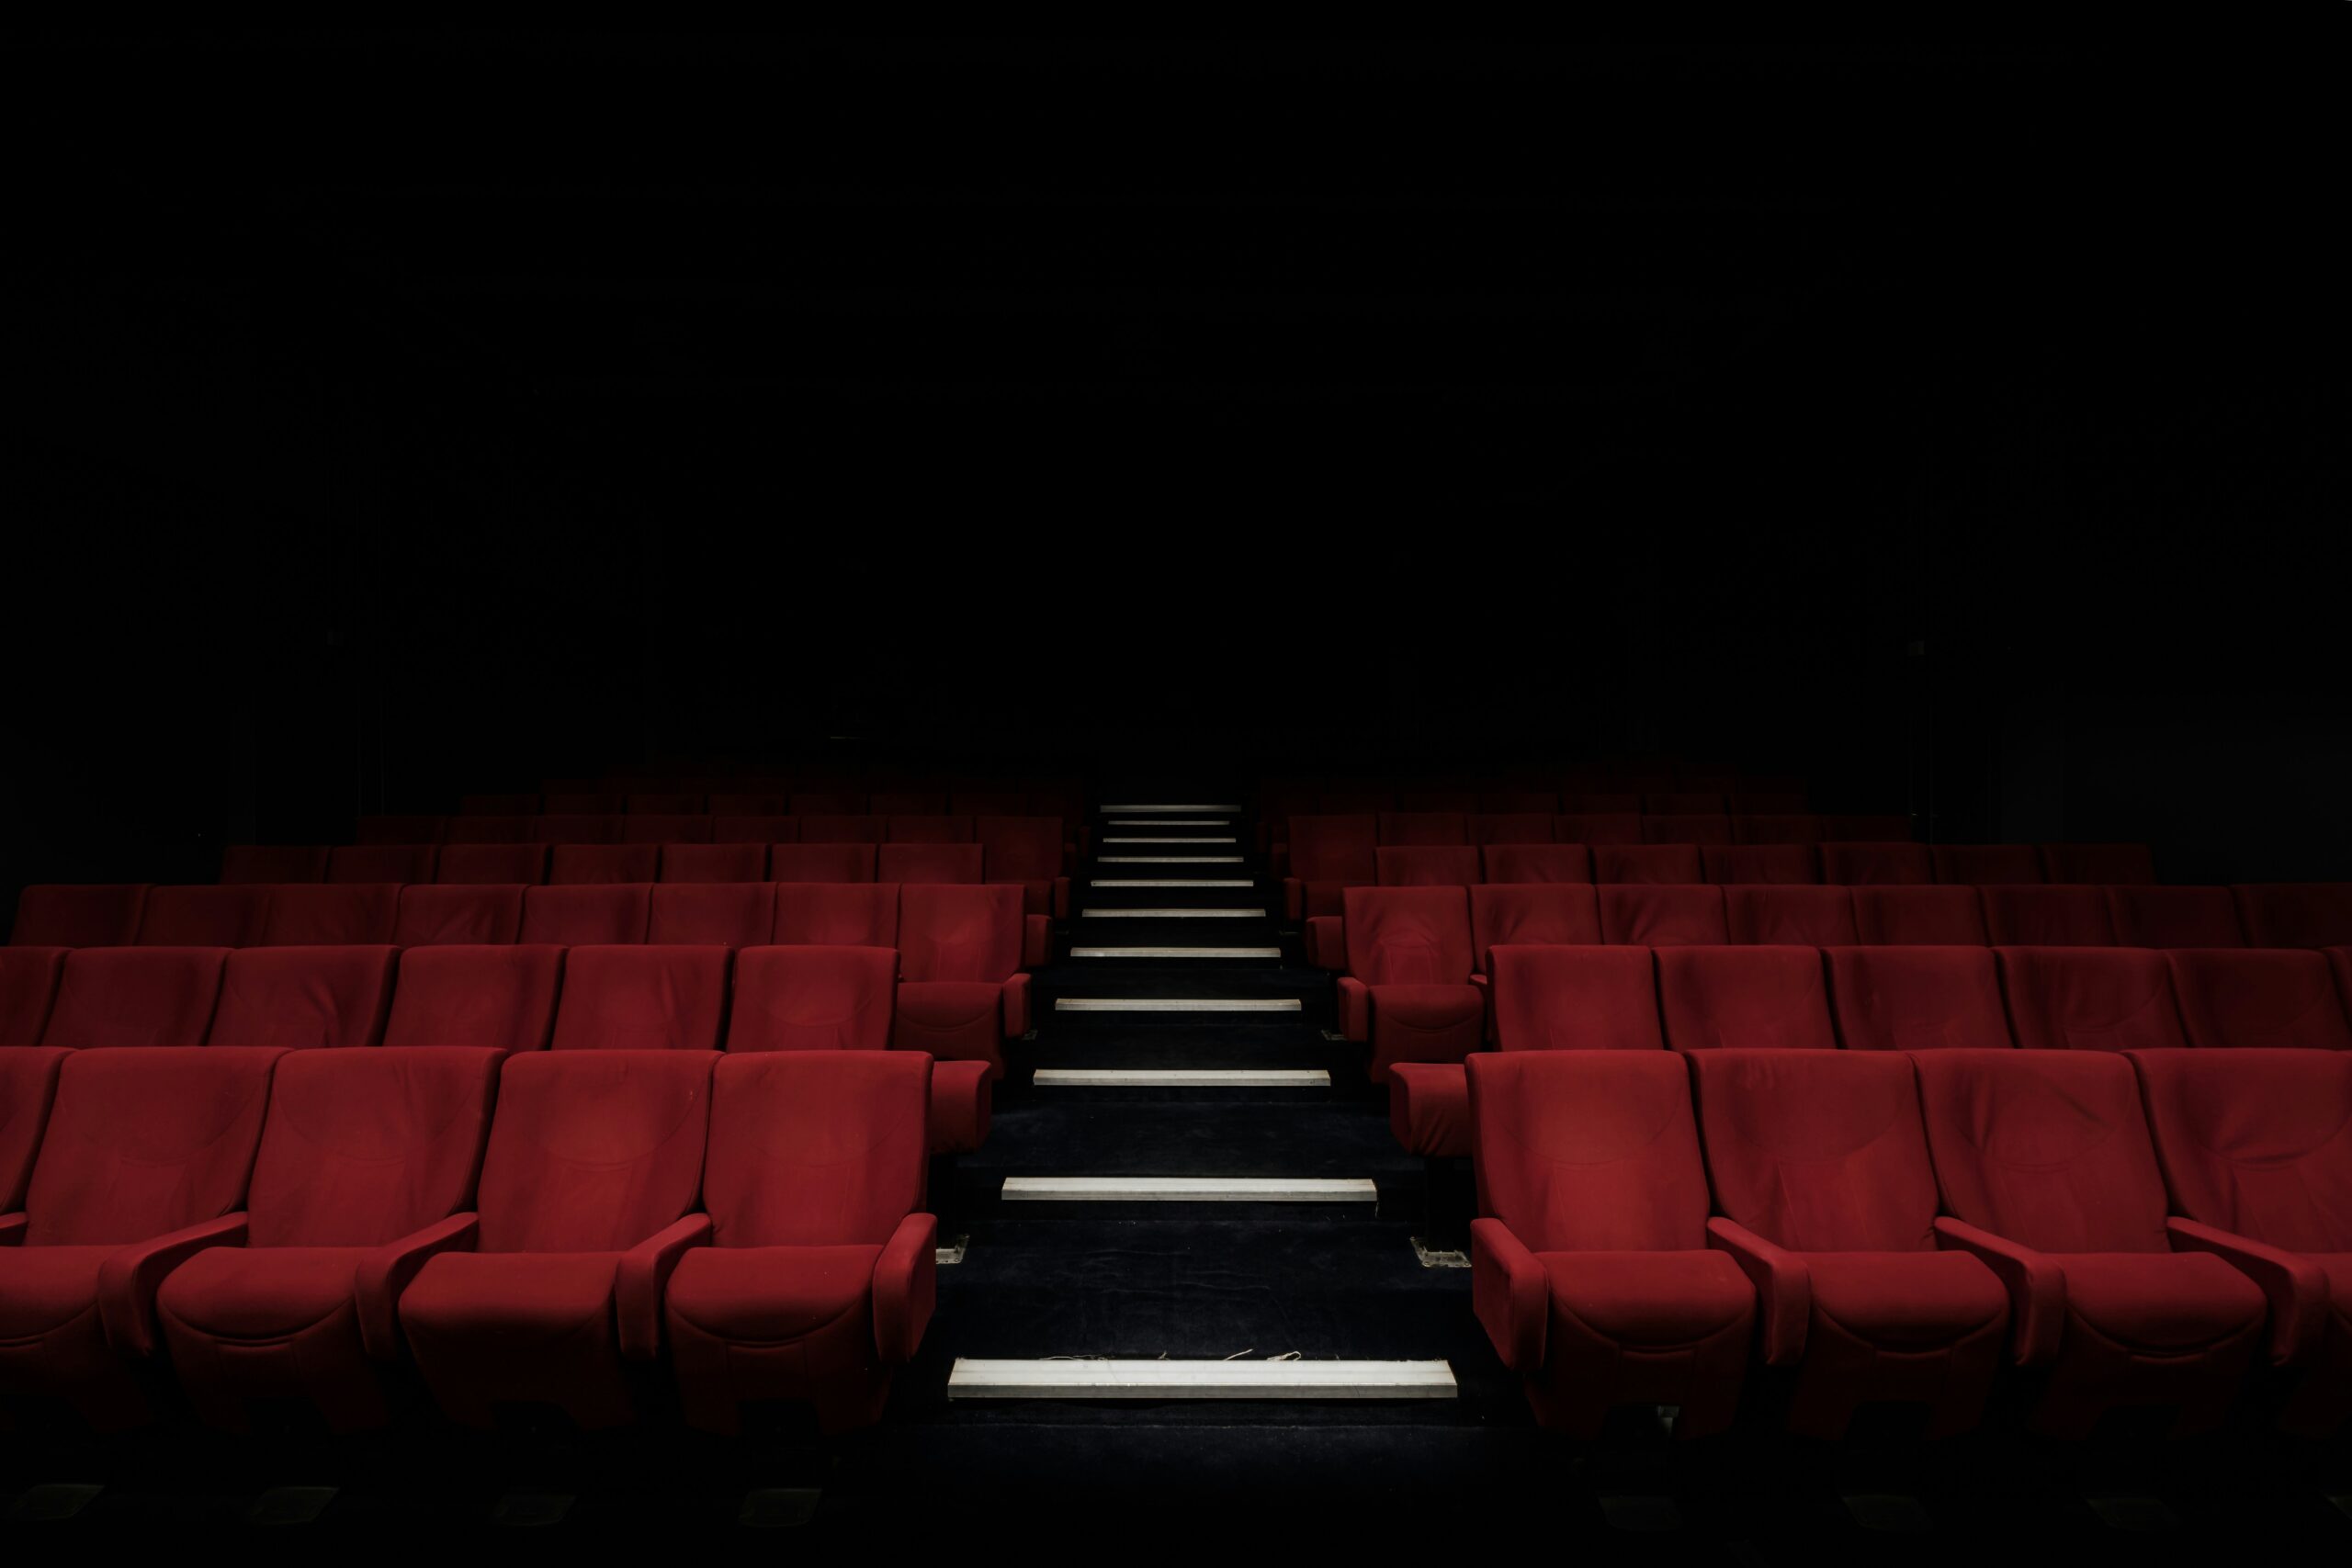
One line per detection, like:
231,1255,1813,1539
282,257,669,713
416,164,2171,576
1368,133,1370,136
1023,913,1052,969
1001,972,1032,1039
1706,1216,1808,1364
1470,1217,1548,1375
1283,876,1304,922
1336,976,1371,1042
1304,916,1345,970
98,1213,249,1358
1934,1215,2064,1365
928,1058,993,1154
356,1212,480,1359
1051,876,1071,920
617,1213,714,1359
2167,1216,2330,1366
873,1212,939,1365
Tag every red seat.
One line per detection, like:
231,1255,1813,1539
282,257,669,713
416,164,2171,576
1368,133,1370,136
1729,815,1824,846
1467,1052,1754,1438
1593,844,1703,886
1643,814,1730,846
207,946,398,1049
1724,886,1857,946
1554,813,1642,845
647,883,775,945
664,1053,935,1432
894,885,1028,1079
798,815,886,845
877,843,984,884
444,816,534,844
1702,845,1817,886
1690,1052,2007,1437
220,846,329,885
42,947,227,1048
1656,946,1836,1052
711,816,799,845
399,1051,714,1428
1996,947,2188,1053
2163,949,2352,1051
1480,844,1590,884
0,1048,282,1428
154,1048,500,1430
1818,842,1933,886
2041,843,2155,886
527,815,622,845
885,814,972,843
0,948,68,1045
774,883,899,948
1850,886,1987,946
520,884,650,945
727,946,898,1054
1980,885,2117,947
1470,813,1555,846
790,793,866,816
771,843,878,884
139,886,270,948
433,843,548,886
1468,886,1602,974
1377,812,1469,846
2233,885,2352,949
256,884,400,946
548,844,661,886
0,1048,69,1209
659,843,769,884
2130,1049,2352,1434
541,795,618,816
708,795,786,818
1932,844,2042,885
977,816,1071,918
1284,814,1377,920
619,815,712,845
1598,885,1727,946
872,792,948,816
1336,887,1482,1084
1914,1051,2266,1436
10,886,149,947
551,946,729,1052
1374,846,1479,886
1822,947,2014,1052
380,946,563,1053
1489,945,1663,1054
328,844,435,885
356,816,443,845
392,886,525,946
2107,885,2245,948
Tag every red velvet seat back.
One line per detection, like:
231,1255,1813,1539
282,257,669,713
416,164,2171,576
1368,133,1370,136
1724,886,1857,946
1818,843,1933,886
2162,949,2352,1051
2131,1049,2352,1253
1690,1050,1940,1251
711,816,799,845
42,947,227,1049
1598,886,1727,946
2233,885,2352,949
725,946,898,1053
1471,813,1554,846
1377,812,1468,847
1489,945,1663,1053
1374,846,1479,887
773,883,899,949
139,886,269,947
886,814,973,844
552,946,729,1052
258,884,401,946
220,845,330,885
1657,946,1836,1052
529,815,622,845
1555,813,1642,844
0,1048,69,1210
548,844,661,886
899,885,1023,984
1289,815,1378,885
0,948,67,1045
1341,886,1475,986
1702,845,1817,886
1730,815,1823,846
1914,1049,2172,1253
798,815,886,845
702,1052,929,1247
1931,844,2041,885
876,843,984,884
472,1050,713,1252
1995,947,2188,1053
1643,814,1730,846
976,817,1064,882
328,845,435,885
433,843,548,886
208,946,397,1050
393,885,526,946
659,843,768,885
10,885,150,947
1980,886,2115,947
24,1047,282,1246
770,843,878,884
520,884,650,945
1823,946,2013,1053
245,1047,500,1247
1468,1051,1710,1252
446,816,534,844
2106,886,2244,948
381,946,563,1053
1469,886,1601,973
2040,842,2155,886
1595,844,1704,885
648,883,776,945
1480,845,1589,884
619,815,711,845
1850,886,1986,946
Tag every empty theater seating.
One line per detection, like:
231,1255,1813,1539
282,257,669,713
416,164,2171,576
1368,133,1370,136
1598,885,1727,946
1821,945,2015,1052
40,947,227,1049
1468,1051,1755,1438
1480,844,1590,883
1912,1050,2267,1436
0,947,67,1045
1995,946,2189,1053
891,885,1032,1078
550,945,729,1051
1331,886,1484,1083
207,945,397,1050
1724,886,1857,946
2233,884,2352,949
380,945,563,1053
1850,886,1988,946
1655,946,1836,1052
1284,814,1377,919
393,885,526,946
2162,948,2352,1051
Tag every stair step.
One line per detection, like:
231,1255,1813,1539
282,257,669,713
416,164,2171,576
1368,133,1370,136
1033,1068,1330,1087
1001,1176,1375,1202
946,1358,1456,1401
1091,878,1255,888
1079,907,1268,919
1100,804,1244,814
1069,946,1282,959
1054,998,1303,1013
1102,836,1238,844
1097,855,1246,863
1107,818,1232,827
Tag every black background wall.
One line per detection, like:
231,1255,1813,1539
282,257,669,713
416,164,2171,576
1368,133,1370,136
4,28,2343,898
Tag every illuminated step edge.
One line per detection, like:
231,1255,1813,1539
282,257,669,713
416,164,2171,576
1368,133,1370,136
1001,1176,1374,1201
1079,907,1266,918
1102,836,1239,844
1069,946,1282,958
1114,818,1231,827
947,1358,1456,1400
1101,804,1244,813
1054,998,1302,1012
1034,1068,1330,1087
1090,879,1255,888
1098,855,1246,863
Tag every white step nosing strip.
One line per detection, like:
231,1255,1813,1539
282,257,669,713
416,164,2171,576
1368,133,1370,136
1054,998,1303,1012
1110,818,1231,827
1001,1176,1375,1201
948,1358,1455,1400
1069,946,1282,959
1080,907,1268,918
1098,855,1246,863
1102,837,1238,844
1100,804,1244,813
1091,879,1255,887
1035,1068,1330,1088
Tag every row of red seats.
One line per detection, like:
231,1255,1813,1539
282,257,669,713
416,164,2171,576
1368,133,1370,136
1323,840,2154,891
1385,940,2352,1156
1262,780,1811,819
220,839,1070,914
455,786,1078,817
1305,882,2352,963
9,880,1051,964
0,941,996,1150
0,1046,934,1434
356,811,1069,851
1471,1048,2348,1439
